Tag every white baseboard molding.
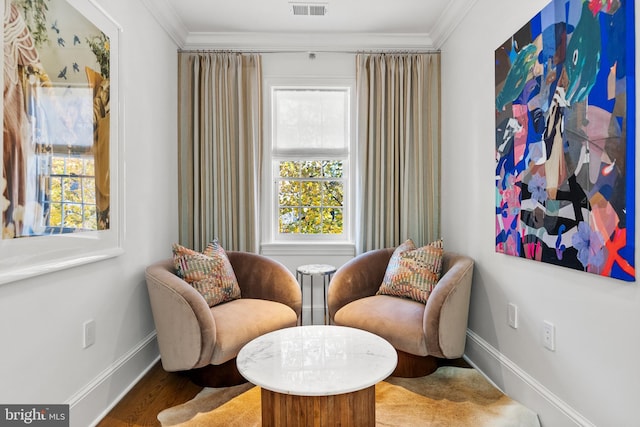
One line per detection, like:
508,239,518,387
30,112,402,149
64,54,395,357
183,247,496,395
465,329,594,427
66,332,160,427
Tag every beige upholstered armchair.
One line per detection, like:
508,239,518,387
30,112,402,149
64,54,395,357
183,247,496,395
328,248,474,377
145,251,301,387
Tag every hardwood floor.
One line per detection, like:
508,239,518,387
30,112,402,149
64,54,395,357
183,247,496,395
96,362,202,427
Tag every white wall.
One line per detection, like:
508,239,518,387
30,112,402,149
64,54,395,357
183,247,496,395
0,1,179,426
441,1,640,426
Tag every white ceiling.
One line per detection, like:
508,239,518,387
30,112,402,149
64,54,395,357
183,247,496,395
141,0,478,51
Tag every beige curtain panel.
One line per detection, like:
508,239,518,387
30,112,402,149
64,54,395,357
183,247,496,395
356,53,441,253
178,52,262,252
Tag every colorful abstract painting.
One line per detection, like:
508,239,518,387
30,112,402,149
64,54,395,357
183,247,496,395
495,0,635,281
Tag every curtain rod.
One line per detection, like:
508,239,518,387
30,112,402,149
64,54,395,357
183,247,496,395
178,48,440,55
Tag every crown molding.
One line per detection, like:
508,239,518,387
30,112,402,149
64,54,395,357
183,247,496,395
139,0,189,48
430,0,479,49
141,0,478,52
182,32,436,52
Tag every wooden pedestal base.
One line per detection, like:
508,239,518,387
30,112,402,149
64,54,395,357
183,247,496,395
181,358,248,388
261,385,375,427
391,351,438,377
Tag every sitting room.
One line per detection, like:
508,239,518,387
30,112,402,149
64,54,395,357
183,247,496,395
0,0,637,426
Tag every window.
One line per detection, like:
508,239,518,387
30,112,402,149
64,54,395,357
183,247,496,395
42,154,97,232
277,159,344,234
266,84,353,243
32,85,99,235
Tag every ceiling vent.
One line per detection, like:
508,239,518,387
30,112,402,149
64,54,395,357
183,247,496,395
309,5,327,16
290,3,328,16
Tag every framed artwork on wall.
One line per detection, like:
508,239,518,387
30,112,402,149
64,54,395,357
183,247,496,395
0,0,123,284
494,0,635,281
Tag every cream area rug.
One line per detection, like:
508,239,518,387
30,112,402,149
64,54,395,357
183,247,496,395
158,366,541,427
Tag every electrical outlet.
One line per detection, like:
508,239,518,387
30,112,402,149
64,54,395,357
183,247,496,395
508,303,518,329
83,320,96,349
543,321,555,351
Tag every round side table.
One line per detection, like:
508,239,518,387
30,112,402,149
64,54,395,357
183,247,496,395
296,264,336,325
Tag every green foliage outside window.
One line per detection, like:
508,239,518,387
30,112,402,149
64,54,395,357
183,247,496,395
47,156,97,230
278,160,344,235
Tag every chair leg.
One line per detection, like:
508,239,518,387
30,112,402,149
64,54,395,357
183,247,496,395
391,351,439,377
181,358,248,387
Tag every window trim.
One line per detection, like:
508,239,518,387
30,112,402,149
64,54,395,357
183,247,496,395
261,77,356,246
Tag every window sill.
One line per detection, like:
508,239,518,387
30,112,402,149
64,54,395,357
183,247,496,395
261,241,355,257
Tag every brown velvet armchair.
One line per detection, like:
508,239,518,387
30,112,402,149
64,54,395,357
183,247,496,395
145,251,301,386
328,248,474,377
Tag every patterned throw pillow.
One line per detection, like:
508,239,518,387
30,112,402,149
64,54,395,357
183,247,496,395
380,239,417,283
376,239,444,304
172,240,241,307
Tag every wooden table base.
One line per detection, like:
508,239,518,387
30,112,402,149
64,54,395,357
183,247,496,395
261,385,375,427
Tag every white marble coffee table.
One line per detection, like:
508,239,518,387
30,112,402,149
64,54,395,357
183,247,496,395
237,325,397,426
